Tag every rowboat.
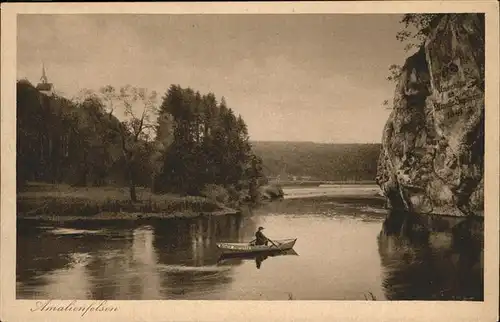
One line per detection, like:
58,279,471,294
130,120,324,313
218,248,298,261
216,238,297,256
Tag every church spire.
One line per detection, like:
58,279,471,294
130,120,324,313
40,62,48,84
36,62,54,96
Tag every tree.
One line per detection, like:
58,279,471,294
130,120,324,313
396,14,445,52
152,108,174,193
17,80,44,187
386,64,403,83
76,85,160,201
247,154,265,202
382,14,445,109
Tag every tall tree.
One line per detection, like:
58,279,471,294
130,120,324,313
77,85,159,201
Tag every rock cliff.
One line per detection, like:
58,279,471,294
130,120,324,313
376,14,485,217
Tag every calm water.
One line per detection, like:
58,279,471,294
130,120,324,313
16,185,483,300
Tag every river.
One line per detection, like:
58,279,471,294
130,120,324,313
16,185,483,300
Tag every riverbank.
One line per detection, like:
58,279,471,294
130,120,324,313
282,184,383,201
17,182,239,222
273,180,377,188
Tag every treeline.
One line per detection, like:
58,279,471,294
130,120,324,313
251,141,381,182
17,80,127,187
16,80,266,203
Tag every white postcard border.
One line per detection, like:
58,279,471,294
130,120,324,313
1,2,498,322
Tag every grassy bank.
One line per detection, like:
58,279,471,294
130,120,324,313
17,182,239,221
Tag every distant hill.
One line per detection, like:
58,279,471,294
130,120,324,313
250,141,381,182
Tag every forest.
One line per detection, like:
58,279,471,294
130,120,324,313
16,80,266,204
252,141,381,182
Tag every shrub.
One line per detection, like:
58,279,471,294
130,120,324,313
200,184,230,205
260,184,284,200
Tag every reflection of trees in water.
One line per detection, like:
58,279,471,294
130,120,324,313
16,220,135,299
377,210,483,300
86,226,163,300
152,214,250,298
82,215,248,299
17,226,69,289
152,214,248,266
17,214,254,299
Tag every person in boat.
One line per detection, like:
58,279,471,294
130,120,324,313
255,226,269,246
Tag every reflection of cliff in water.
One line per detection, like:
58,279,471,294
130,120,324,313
377,210,483,301
17,213,253,299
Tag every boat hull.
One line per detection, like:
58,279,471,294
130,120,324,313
218,248,298,261
216,238,297,255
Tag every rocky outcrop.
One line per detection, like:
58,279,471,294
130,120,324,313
376,14,485,217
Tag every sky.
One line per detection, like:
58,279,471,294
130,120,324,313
17,14,409,143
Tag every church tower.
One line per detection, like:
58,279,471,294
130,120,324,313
36,63,54,96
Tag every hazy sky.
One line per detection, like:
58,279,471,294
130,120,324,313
17,14,409,143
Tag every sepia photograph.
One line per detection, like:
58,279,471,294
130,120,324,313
1,2,499,322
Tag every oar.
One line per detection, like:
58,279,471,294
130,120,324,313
268,238,282,250
250,237,281,250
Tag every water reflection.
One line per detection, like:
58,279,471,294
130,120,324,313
17,213,253,300
18,194,484,301
377,210,484,301
253,250,300,270
256,255,267,269
218,249,299,270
